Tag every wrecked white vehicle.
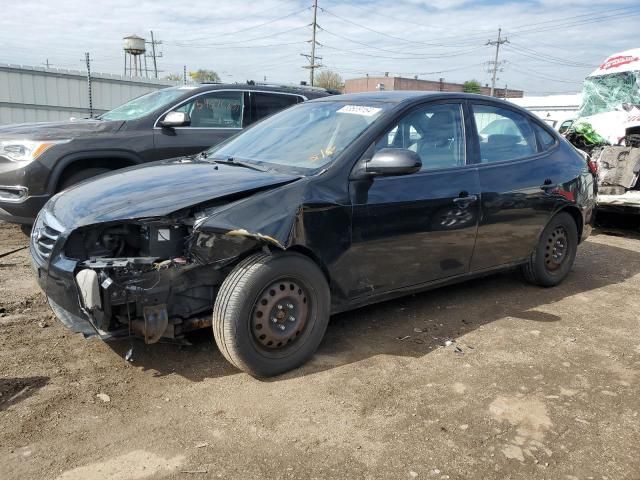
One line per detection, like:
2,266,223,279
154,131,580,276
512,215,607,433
569,48,640,212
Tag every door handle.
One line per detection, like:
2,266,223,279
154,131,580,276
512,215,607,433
540,179,557,191
453,194,478,207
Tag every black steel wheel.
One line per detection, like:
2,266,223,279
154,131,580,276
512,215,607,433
544,226,569,272
251,278,310,350
522,211,578,287
213,251,330,377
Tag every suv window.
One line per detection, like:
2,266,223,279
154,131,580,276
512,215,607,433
376,103,465,171
176,91,244,128
253,93,300,122
473,105,537,163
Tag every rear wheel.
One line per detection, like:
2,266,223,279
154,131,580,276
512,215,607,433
59,167,110,190
213,251,330,377
522,212,578,287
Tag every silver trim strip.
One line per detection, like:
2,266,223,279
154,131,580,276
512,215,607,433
153,89,307,130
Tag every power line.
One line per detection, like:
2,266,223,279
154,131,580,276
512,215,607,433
506,42,596,68
507,64,583,84
168,25,308,48
503,44,595,69
171,7,310,43
319,27,486,58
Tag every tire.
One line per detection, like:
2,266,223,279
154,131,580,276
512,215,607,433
20,224,32,236
213,251,330,377
59,167,111,191
522,212,578,287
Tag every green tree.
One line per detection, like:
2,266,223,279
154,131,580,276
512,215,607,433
314,70,344,91
189,69,221,84
463,80,482,94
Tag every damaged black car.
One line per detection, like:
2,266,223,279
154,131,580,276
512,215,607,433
30,92,596,377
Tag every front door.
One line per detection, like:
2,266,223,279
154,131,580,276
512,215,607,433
348,102,480,298
153,90,247,160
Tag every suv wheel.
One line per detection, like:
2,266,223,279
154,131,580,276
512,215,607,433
213,251,330,377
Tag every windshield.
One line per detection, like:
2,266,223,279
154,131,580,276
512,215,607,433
207,101,388,173
578,71,640,117
100,87,188,121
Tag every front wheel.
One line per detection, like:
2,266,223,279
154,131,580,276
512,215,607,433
213,251,330,377
522,212,578,287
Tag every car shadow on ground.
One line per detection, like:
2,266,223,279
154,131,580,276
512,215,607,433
0,376,49,411
105,237,640,382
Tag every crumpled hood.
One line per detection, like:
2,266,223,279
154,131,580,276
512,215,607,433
0,119,123,140
47,158,300,229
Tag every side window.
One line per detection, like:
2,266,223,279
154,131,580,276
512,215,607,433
473,105,537,163
532,122,556,151
375,103,465,171
253,93,300,122
175,91,244,128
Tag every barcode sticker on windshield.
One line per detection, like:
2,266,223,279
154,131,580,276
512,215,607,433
337,105,382,116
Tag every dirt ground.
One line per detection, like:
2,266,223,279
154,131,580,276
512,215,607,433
1,216,639,480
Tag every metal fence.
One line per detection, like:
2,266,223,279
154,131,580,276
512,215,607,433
0,64,177,125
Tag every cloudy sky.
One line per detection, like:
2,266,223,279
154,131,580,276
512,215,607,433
0,0,638,94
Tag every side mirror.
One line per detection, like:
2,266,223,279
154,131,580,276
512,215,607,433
366,148,422,176
160,111,191,128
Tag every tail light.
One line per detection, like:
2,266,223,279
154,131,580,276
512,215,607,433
587,159,598,175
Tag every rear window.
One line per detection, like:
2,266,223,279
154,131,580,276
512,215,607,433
533,123,557,151
253,93,300,122
472,105,537,163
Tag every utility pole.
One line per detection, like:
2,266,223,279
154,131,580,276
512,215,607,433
183,65,187,85
146,30,163,79
85,52,93,118
301,0,322,86
486,28,508,97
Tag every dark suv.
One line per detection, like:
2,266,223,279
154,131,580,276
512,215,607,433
0,83,330,226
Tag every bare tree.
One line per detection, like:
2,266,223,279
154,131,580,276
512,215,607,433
164,73,183,82
314,70,344,91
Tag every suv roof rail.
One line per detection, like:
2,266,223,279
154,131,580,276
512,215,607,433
249,81,330,92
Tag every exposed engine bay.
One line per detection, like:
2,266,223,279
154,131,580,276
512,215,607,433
591,138,640,212
66,211,261,344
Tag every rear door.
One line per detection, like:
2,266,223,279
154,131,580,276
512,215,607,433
469,102,562,270
347,101,481,297
153,90,247,159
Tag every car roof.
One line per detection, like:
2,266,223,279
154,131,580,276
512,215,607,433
174,83,331,99
310,91,523,106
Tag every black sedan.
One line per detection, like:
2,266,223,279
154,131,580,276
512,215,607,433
30,92,596,377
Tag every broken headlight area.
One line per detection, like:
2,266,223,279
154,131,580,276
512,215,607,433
64,219,265,343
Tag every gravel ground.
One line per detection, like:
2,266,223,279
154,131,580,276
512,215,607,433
1,217,639,480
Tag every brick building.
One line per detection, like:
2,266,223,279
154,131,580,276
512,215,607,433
343,75,523,98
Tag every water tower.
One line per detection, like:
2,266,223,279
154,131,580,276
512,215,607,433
123,34,147,77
